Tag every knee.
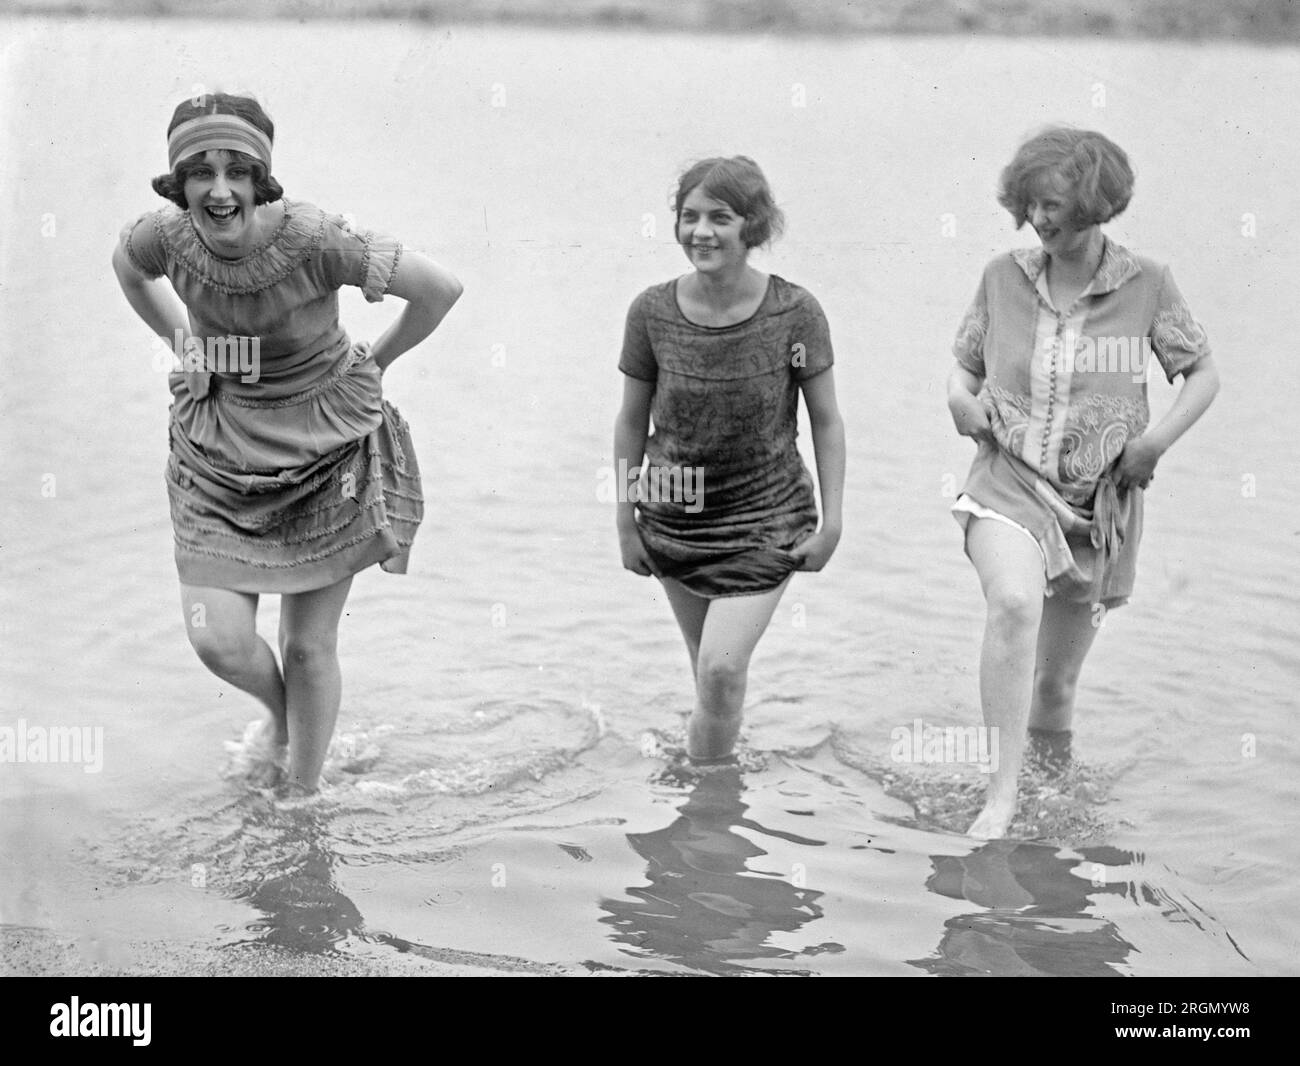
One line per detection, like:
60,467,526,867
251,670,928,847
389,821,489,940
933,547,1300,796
985,586,1042,636
695,653,747,702
279,633,338,670
1034,672,1077,711
187,625,256,677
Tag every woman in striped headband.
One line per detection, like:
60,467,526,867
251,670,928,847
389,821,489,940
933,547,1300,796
113,93,463,794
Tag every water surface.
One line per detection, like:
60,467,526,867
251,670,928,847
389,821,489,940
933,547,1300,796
0,18,1295,975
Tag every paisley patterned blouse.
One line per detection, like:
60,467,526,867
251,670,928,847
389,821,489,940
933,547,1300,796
954,239,1211,509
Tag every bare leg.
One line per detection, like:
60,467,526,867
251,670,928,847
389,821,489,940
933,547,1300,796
1028,596,1101,733
688,578,791,761
181,584,286,744
661,576,709,678
278,576,354,792
964,520,1046,839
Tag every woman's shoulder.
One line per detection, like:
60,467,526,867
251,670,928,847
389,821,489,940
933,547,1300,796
309,202,386,243
989,248,1039,279
625,278,678,321
1120,248,1172,287
122,203,186,242
765,275,828,319
767,274,815,301
118,205,183,279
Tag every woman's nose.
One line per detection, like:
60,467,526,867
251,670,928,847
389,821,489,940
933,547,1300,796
211,174,231,200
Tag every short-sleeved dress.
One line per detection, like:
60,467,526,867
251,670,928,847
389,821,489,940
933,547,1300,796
951,239,1211,606
619,275,833,598
118,199,424,593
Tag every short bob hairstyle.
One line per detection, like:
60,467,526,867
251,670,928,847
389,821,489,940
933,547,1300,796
151,93,284,210
997,126,1134,230
673,156,785,249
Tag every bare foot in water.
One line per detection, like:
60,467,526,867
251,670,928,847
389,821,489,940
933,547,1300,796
245,717,288,789
968,795,1017,839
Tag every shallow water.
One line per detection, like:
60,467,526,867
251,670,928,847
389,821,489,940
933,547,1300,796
0,18,1297,976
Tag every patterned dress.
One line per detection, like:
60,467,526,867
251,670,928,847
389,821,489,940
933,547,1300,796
619,275,833,597
951,239,1211,606
119,199,424,593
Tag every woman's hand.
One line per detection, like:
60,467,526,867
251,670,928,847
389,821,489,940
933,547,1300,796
790,526,841,572
618,522,660,577
1113,354,1219,494
1114,436,1162,493
948,390,995,445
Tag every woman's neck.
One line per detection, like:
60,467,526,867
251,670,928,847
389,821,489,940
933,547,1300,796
1047,227,1105,283
689,262,760,306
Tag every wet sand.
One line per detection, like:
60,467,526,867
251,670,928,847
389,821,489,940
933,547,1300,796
1,927,509,976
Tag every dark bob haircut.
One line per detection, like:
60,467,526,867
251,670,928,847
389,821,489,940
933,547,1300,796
673,156,785,249
997,126,1134,230
151,93,284,209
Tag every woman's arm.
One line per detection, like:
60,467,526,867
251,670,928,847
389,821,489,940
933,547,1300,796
111,242,189,342
369,250,463,372
947,363,995,444
613,375,660,577
1114,355,1220,493
790,368,845,571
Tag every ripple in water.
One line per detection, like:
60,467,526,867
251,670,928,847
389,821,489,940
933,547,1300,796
832,727,1118,845
91,695,606,956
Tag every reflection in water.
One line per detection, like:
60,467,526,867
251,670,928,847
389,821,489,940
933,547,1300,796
216,803,558,973
911,841,1249,977
599,767,843,975
233,806,367,954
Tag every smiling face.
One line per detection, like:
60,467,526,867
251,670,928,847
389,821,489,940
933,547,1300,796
677,186,749,275
1026,169,1096,259
182,150,260,256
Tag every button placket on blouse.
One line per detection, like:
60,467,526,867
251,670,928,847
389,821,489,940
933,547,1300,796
1036,285,1092,476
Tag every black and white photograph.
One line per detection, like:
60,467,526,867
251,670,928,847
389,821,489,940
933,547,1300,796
0,0,1295,1007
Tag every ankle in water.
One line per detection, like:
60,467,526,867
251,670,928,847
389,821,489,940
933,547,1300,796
687,751,738,766
1027,727,1073,769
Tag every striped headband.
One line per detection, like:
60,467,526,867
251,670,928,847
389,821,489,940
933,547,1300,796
167,114,273,171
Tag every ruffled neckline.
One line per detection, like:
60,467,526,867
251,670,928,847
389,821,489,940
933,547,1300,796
155,198,328,295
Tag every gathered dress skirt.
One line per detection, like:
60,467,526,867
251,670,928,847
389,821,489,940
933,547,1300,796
164,344,423,593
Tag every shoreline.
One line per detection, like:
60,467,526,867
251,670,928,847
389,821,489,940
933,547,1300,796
4,0,1299,45
0,924,563,977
